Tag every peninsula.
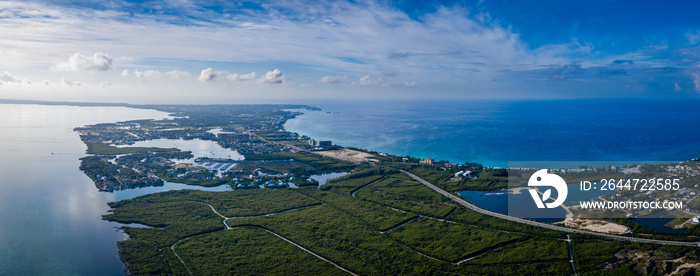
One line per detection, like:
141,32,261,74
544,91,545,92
73,104,700,275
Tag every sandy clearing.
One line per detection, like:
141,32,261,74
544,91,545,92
314,149,379,163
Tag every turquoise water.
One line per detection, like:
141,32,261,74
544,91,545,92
286,99,700,167
3,99,697,274
286,99,700,232
0,104,231,275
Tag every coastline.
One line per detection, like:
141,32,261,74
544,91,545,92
86,103,700,275
284,99,700,168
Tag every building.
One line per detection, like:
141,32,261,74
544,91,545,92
420,158,434,165
309,139,332,147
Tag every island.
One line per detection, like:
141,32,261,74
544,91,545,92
73,104,700,275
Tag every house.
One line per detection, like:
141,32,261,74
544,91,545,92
420,158,434,165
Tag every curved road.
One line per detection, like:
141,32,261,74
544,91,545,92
401,170,700,247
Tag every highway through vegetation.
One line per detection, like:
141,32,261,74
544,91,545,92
401,170,700,248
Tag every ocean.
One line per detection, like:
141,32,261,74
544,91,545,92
1,99,698,274
285,98,700,167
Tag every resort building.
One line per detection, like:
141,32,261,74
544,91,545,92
420,158,434,165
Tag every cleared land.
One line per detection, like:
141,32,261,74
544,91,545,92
313,149,379,163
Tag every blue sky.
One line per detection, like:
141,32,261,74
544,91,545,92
1,0,699,103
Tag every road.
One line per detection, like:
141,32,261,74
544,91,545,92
255,227,357,276
401,170,700,247
170,203,356,276
566,234,577,276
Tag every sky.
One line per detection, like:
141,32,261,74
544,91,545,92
1,0,700,103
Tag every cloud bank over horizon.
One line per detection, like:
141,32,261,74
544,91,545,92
1,0,700,103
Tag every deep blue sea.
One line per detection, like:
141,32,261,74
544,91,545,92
286,98,700,167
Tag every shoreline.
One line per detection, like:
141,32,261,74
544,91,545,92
86,103,700,273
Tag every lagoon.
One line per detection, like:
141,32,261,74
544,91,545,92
118,138,244,163
311,172,350,187
458,184,682,232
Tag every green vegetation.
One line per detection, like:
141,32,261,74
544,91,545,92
246,151,356,174
106,200,222,229
466,237,571,274
107,189,320,218
354,174,457,218
157,172,226,187
229,205,452,275
117,239,173,275
570,238,699,275
296,187,415,231
79,104,700,275
106,167,700,275
80,155,163,191
386,217,528,262
408,166,511,191
105,189,322,274
446,207,563,237
176,227,340,275
85,142,179,155
688,197,700,210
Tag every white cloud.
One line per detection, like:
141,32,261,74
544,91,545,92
389,81,418,88
0,1,693,99
675,83,682,92
120,69,129,77
359,74,384,86
198,68,258,82
0,2,586,80
0,72,20,83
239,22,275,30
686,31,700,45
258,69,285,84
1,71,23,84
319,75,348,83
692,71,700,93
227,71,256,81
547,62,584,80
166,70,191,79
0,71,31,85
198,68,225,82
357,73,418,88
54,52,113,72
134,69,161,78
100,81,113,87
61,76,82,86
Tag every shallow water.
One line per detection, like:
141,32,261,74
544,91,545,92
119,138,244,163
311,172,350,187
